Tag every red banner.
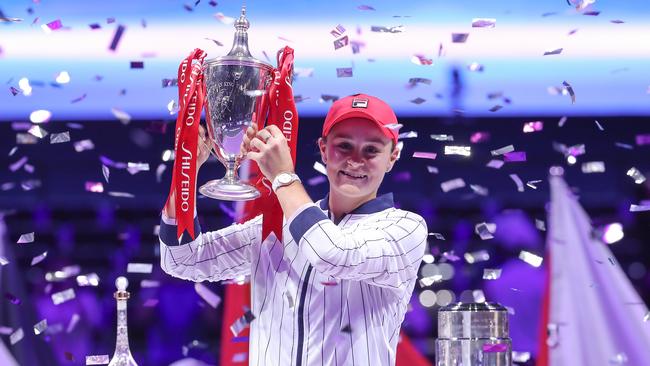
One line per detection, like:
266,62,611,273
167,48,207,241
254,46,299,242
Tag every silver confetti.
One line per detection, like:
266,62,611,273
419,274,443,287
582,161,606,173
127,262,153,273
562,80,576,104
430,134,454,141
464,250,490,264
230,310,255,336
526,180,543,190
195,283,222,308
475,222,496,240
52,288,76,305
111,107,131,124
519,250,543,267
17,232,35,243
17,133,38,144
76,273,100,287
472,289,486,303
371,25,404,33
141,279,160,288
470,184,489,196
543,48,563,56
486,160,504,169
536,219,546,231
67,313,80,333
102,164,110,183
126,162,150,175
630,204,650,212
50,131,70,144
313,161,327,175
336,67,353,78
491,145,514,156
483,269,502,280
429,232,446,240
74,139,95,152
10,328,24,345
0,326,12,335
31,251,48,266
0,256,8,266
444,145,471,156
441,178,466,192
399,131,418,139
85,355,110,365
33,319,48,335
512,352,531,363
626,167,646,184
595,120,605,131
28,125,48,139
510,174,525,192
107,191,135,198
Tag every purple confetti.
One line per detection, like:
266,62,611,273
336,67,353,78
109,25,126,52
504,151,527,162
583,11,600,16
46,19,62,30
451,33,469,43
70,93,87,103
358,5,375,11
89,23,101,30
635,134,650,146
10,86,20,96
130,61,144,69
483,343,508,353
5,292,21,305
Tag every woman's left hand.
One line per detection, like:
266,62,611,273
246,125,295,181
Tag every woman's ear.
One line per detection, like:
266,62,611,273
386,144,399,172
318,137,327,164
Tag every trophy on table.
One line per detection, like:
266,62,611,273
198,6,274,201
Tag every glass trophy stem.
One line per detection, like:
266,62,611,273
199,158,260,201
109,277,138,366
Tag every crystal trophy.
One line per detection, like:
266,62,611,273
108,277,138,366
436,302,512,366
199,5,274,201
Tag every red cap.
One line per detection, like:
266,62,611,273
322,93,399,145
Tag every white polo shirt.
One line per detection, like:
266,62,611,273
159,193,428,366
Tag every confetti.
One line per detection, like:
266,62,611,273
73,139,95,152
406,97,424,105
626,167,646,184
444,145,471,156
426,166,438,174
111,107,131,124
451,33,469,43
419,275,443,287
45,19,63,31
76,273,100,287
583,11,600,16
320,94,339,103
471,18,496,28
644,311,650,322
52,288,76,305
562,80,576,104
470,184,489,196
5,292,21,305
441,178,466,192
412,152,437,160
86,182,104,193
109,25,126,51
582,161,605,173
635,134,650,145
15,231,34,245
467,62,484,72
333,35,349,50
371,25,404,33
336,67,353,78
127,262,153,273
523,121,543,133
544,48,563,56
430,134,453,141
483,269,502,280
330,24,346,38
491,145,514,156
0,256,8,266
512,352,531,363
232,352,248,363
475,222,496,240
313,161,327,175
489,105,503,112
230,309,255,336
130,61,144,69
465,250,490,264
630,204,650,212
442,251,460,262
510,174,525,192
411,54,433,65
33,319,48,335
127,162,150,175
9,156,28,172
473,289,486,302
10,328,24,345
504,151,527,162
526,180,543,189
0,326,12,335
358,5,375,11
50,131,70,144
214,12,235,24
89,23,101,30
519,251,543,267
470,132,490,143
595,120,605,131
85,355,110,365
141,280,160,288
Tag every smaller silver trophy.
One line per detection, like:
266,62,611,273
199,6,274,201
436,302,512,366
108,277,138,366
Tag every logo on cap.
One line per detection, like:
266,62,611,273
351,98,368,108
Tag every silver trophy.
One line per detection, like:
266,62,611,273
199,6,274,201
108,277,138,366
436,302,512,366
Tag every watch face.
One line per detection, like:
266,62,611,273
278,174,292,184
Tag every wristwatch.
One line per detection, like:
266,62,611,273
272,172,301,193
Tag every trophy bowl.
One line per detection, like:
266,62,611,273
198,7,274,201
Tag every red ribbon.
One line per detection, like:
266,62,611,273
254,46,299,242
167,48,207,241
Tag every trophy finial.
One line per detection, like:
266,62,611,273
227,4,252,57
116,276,128,291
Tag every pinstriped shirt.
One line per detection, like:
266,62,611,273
159,193,428,366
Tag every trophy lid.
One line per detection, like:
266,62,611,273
437,302,510,339
204,5,273,71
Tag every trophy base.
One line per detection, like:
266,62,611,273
199,179,260,201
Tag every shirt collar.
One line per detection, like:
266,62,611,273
318,192,394,215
